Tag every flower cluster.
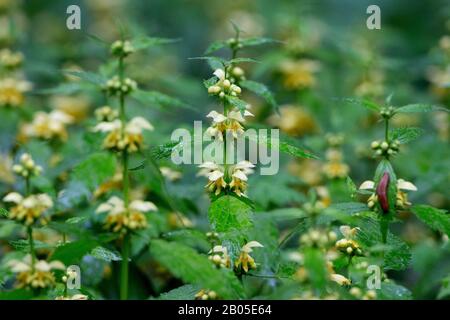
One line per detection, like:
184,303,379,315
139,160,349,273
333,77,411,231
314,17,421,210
3,192,53,226
198,160,254,197
95,105,119,122
93,116,153,153
322,135,349,179
335,226,363,257
110,40,135,57
20,110,74,142
0,77,32,108
359,178,417,210
96,196,157,234
207,68,243,98
103,76,137,96
12,153,42,178
234,241,264,273
0,48,23,69
370,139,400,157
206,109,253,140
195,289,218,300
300,228,337,248
7,255,65,289
208,245,231,268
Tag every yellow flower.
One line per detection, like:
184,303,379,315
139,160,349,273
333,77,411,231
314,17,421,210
0,153,15,184
195,289,218,300
268,105,316,137
160,166,182,181
322,161,349,179
335,225,362,256
12,153,42,178
95,105,118,122
198,162,227,196
93,117,153,153
50,95,90,122
359,178,418,209
3,192,53,226
205,109,253,141
207,68,243,97
208,245,231,268
279,59,320,90
96,196,157,233
234,241,264,273
7,255,65,289
229,161,254,197
20,110,73,142
0,48,23,69
0,77,32,107
330,273,351,286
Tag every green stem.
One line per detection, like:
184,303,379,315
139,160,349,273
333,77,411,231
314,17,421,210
122,151,129,207
120,233,130,300
27,226,36,271
384,118,389,143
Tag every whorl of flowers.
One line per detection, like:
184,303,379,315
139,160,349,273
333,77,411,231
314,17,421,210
3,192,53,226
20,110,74,141
0,77,32,107
234,241,264,273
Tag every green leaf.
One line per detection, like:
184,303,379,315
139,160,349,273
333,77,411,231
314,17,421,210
390,127,424,144
356,217,411,271
50,240,98,265
228,57,260,64
346,176,357,197
395,104,448,114
72,152,116,191
157,284,200,300
378,282,412,300
0,208,8,218
132,90,194,111
90,246,122,262
130,36,179,50
9,239,54,252
151,240,243,299
341,97,381,111
240,80,277,112
208,195,253,235
62,70,107,85
37,82,84,95
239,37,280,48
303,248,327,292
204,40,228,55
225,95,248,114
438,275,450,299
412,205,450,236
331,202,369,214
248,134,318,160
189,56,226,66
0,288,35,300
203,76,218,89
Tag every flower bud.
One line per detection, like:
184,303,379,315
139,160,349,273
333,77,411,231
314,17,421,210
223,79,231,88
381,141,389,150
376,172,390,213
208,85,221,94
370,141,379,149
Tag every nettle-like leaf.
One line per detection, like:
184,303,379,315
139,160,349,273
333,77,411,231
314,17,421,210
204,40,228,55
62,70,107,85
151,240,244,299
130,36,179,50
225,95,248,114
9,240,54,252
156,284,200,300
90,246,122,262
239,37,280,48
412,205,450,236
240,80,278,113
438,275,450,299
341,97,381,112
132,89,194,111
378,282,413,300
390,127,424,144
208,195,253,235
356,217,411,271
395,104,448,114
72,152,116,191
0,208,8,218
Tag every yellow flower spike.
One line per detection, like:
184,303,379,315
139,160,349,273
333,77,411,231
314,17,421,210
235,241,264,273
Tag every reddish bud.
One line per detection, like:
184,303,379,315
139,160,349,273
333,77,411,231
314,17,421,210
376,172,390,213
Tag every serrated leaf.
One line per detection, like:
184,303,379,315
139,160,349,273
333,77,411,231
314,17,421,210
228,57,260,64
390,127,424,144
9,239,54,252
412,205,450,236
346,176,357,197
157,284,200,300
248,134,317,160
395,104,448,114
151,240,243,299
62,70,107,85
331,202,369,214
0,208,9,218
240,80,277,112
90,246,122,262
132,90,194,111
341,97,381,111
72,152,116,191
203,76,218,89
208,195,253,235
378,282,413,300
189,56,226,66
204,40,228,55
